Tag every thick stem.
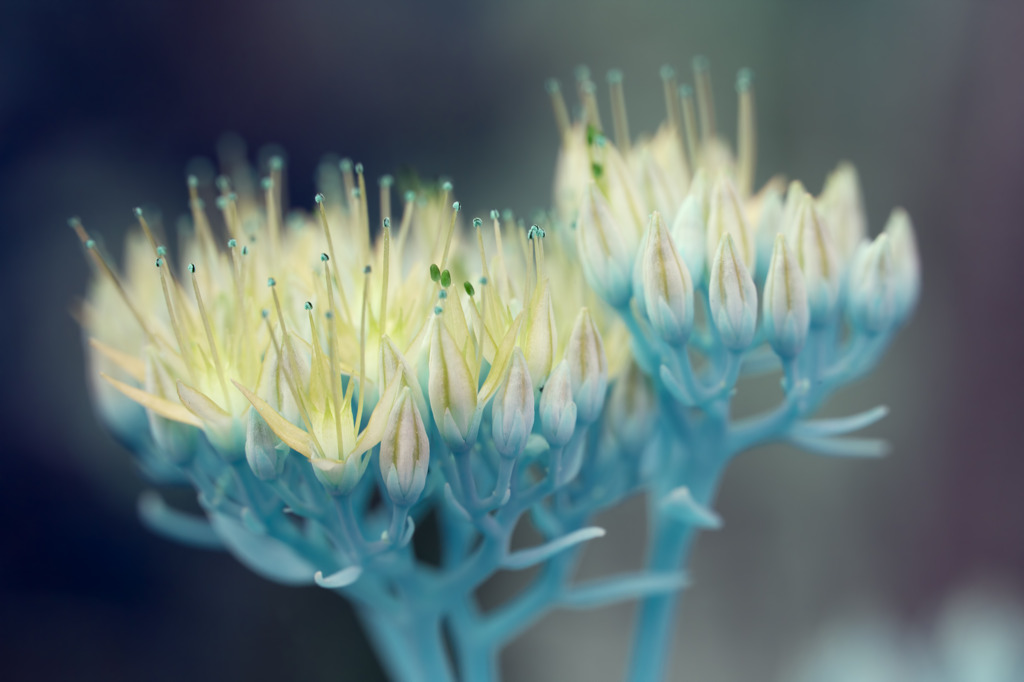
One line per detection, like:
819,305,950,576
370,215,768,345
362,610,455,682
626,466,721,682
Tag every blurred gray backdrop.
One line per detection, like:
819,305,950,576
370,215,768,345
1,1,1021,680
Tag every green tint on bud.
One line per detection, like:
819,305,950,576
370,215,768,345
848,234,897,334
565,308,608,423
524,280,557,386
641,211,694,346
883,207,921,323
789,194,840,325
491,348,535,458
312,456,363,495
671,194,706,285
379,387,429,506
245,407,287,480
817,162,867,267
762,235,810,358
706,174,755,272
708,234,758,351
576,182,634,308
539,360,577,447
428,318,479,452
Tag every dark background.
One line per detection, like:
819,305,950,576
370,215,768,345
2,1,1022,680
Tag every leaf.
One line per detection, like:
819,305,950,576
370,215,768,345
100,372,202,427
89,338,145,382
232,380,312,458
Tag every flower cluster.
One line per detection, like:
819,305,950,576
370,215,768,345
77,59,918,681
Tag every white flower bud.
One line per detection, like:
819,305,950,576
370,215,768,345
848,233,897,334
754,187,783,282
379,387,430,506
245,407,287,480
818,162,867,267
604,361,656,455
883,207,921,323
671,194,707,285
144,349,196,464
641,211,694,346
524,280,557,387
491,348,535,458
576,182,634,308
312,456,363,495
565,308,608,423
705,174,756,272
708,233,758,351
762,234,810,358
539,360,577,447
789,193,840,324
428,317,479,452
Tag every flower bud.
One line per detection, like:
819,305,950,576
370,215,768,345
817,162,867,267
671,194,706,285
883,207,921,323
604,361,656,454
379,387,430,506
491,348,535,458
144,349,196,464
762,234,810,358
848,233,897,334
789,193,840,325
539,360,577,447
379,335,427,416
754,187,783,282
641,211,694,346
565,308,608,423
524,279,557,386
708,233,758,351
576,182,634,308
312,456,363,495
705,174,756,271
244,407,287,480
428,317,479,452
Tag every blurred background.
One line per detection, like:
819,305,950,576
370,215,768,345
2,1,1022,680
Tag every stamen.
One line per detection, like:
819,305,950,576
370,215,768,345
155,257,195,383
439,201,461,271
581,80,603,133
432,181,453,257
189,263,231,408
693,56,716,142
262,176,281,256
262,310,324,457
395,190,416,257
379,175,393,229
736,69,757,198
660,65,686,158
325,308,345,455
315,194,353,322
356,265,371,429
607,69,631,155
545,79,571,141
355,163,370,255
338,158,355,210
186,176,217,258
134,207,159,252
70,218,153,340
379,218,391,339
490,209,510,300
473,217,491,282
227,239,250,371
678,84,700,170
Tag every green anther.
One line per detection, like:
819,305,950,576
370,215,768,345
442,181,453,192
304,301,313,311
85,239,95,249
464,282,475,297
479,276,488,285
267,277,276,287
383,217,391,228
134,207,143,217
242,246,249,255
379,175,393,186
473,218,482,228
321,253,329,262
269,156,283,171
325,310,334,319
352,187,361,198
215,176,229,191
155,258,163,267
440,269,451,288
156,246,167,256
339,158,353,172
227,238,237,248
434,306,443,315
261,309,269,318
315,193,325,204
216,196,229,210
490,209,499,220
354,162,364,175
430,264,441,282
261,177,273,191
404,190,415,202
439,290,448,300
591,163,604,179
452,201,461,212
364,265,372,274
586,124,600,146
189,263,196,273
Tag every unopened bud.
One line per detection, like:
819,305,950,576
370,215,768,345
379,387,430,506
245,407,287,480
708,234,758,351
789,193,840,324
848,233,897,334
539,360,577,447
762,234,810,358
640,211,694,346
524,280,557,386
671,194,707,284
706,175,756,271
491,349,535,458
576,182,634,307
883,207,921,323
565,308,608,423
428,318,479,451
818,162,867,267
